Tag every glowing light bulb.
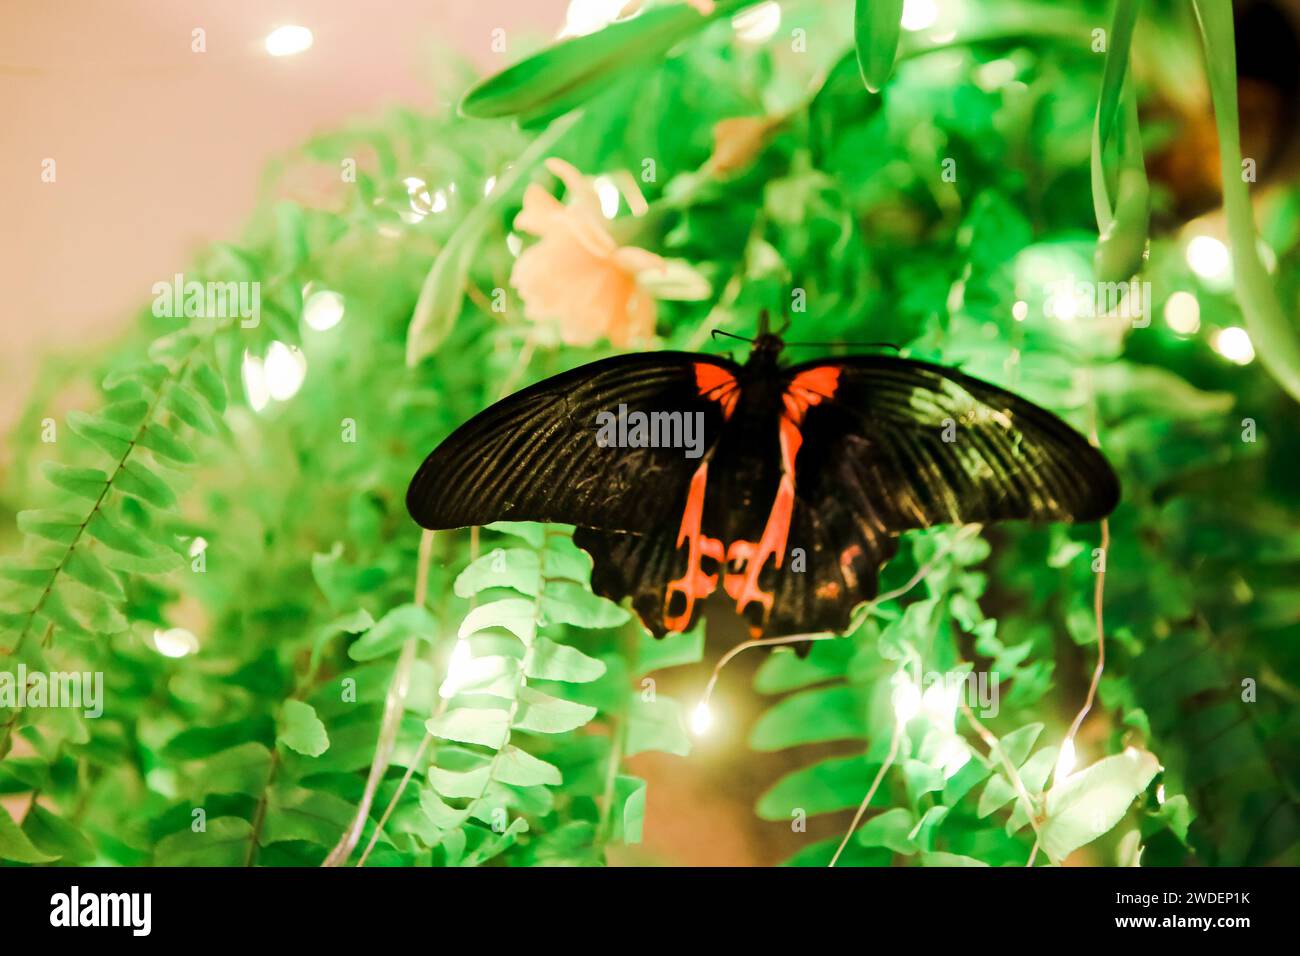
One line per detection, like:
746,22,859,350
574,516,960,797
1163,291,1200,335
506,232,523,257
733,2,781,43
1054,737,1077,783
902,0,940,31
1186,234,1230,281
1156,783,1166,805
439,640,474,699
264,25,313,57
1046,286,1080,322
154,627,199,658
264,341,307,400
594,175,620,219
303,289,345,331
690,701,715,736
1212,326,1254,365
921,679,959,726
1012,300,1029,322
241,350,270,412
892,680,921,724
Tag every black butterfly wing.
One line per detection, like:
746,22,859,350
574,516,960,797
760,356,1120,636
406,351,742,534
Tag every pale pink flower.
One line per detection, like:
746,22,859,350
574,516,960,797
510,159,707,347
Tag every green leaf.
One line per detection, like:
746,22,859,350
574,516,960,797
494,746,562,787
166,384,218,435
40,463,108,501
430,765,491,800
635,624,706,676
428,706,511,749
439,653,519,699
459,598,536,645
66,410,133,457
277,700,330,757
138,423,196,464
749,686,869,751
753,638,853,693
1192,0,1300,402
542,534,593,584
190,358,228,413
455,548,541,598
348,603,436,661
998,723,1045,766
63,548,124,602
526,637,606,683
0,562,56,589
903,758,944,806
922,851,989,867
460,0,746,119
261,788,363,846
614,775,646,844
22,806,96,864
541,581,629,629
17,509,81,546
155,817,252,866
117,460,177,509
85,511,171,560
513,687,597,734
0,805,59,863
977,772,1018,819
757,754,881,820
857,807,917,854
103,361,168,393
100,398,150,428
194,742,273,798
461,817,530,867
1040,748,1159,863
486,522,545,547
854,0,904,93
625,694,690,757
39,588,84,633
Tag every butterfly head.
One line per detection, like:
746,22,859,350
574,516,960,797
749,332,785,365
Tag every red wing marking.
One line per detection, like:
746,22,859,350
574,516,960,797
785,366,841,414
667,366,843,637
694,363,739,420
723,367,842,636
664,461,725,632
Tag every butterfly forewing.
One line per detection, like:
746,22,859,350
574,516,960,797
406,352,740,534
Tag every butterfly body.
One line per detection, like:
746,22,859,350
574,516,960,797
408,335,1119,640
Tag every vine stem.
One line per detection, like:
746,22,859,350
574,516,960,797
959,697,1047,865
323,527,435,867
244,749,282,866
1052,372,1111,786
829,716,904,867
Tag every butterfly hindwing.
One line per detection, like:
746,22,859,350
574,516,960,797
406,352,741,534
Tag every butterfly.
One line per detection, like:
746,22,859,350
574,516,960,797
407,328,1119,641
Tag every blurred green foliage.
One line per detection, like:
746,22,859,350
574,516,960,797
1,0,1298,867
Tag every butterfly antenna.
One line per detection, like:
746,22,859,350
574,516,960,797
783,340,903,350
712,330,755,344
758,309,771,337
